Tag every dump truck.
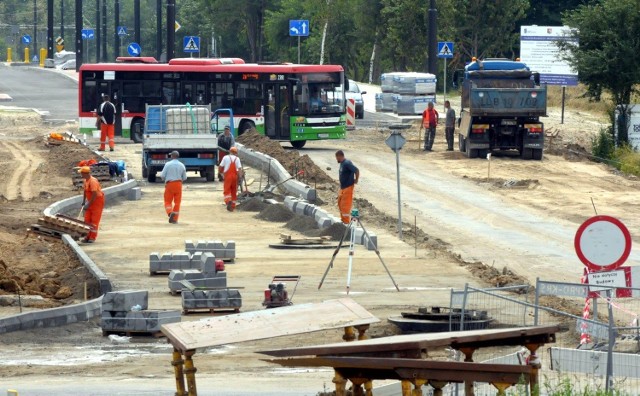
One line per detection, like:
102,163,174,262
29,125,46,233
454,59,547,160
142,104,218,183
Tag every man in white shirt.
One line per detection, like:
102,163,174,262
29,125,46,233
160,151,187,223
218,147,243,211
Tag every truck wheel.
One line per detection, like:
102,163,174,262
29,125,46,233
204,167,215,182
131,119,144,143
148,170,157,183
521,148,533,160
465,143,478,159
291,140,307,149
458,134,466,152
532,149,543,161
142,165,148,178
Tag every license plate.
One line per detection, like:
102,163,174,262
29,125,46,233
318,133,329,138
501,120,517,126
151,160,169,165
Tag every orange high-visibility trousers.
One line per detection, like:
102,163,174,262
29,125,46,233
100,123,115,150
338,185,355,224
164,180,183,221
83,196,105,240
223,161,239,210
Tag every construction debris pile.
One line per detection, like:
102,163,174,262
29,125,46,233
237,130,334,185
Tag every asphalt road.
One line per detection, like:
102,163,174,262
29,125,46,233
0,64,77,122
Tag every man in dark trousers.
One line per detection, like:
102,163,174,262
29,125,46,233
421,101,439,151
217,125,236,181
335,150,359,224
97,94,116,152
444,100,456,151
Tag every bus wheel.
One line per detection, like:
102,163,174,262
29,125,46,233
291,140,306,149
238,121,255,136
131,119,144,143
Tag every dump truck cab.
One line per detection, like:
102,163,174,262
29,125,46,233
455,58,547,160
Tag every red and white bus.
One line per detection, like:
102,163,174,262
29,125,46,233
78,57,348,148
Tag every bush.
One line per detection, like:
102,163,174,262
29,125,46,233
591,127,616,162
614,145,640,177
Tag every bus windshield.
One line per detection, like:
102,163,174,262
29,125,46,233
292,73,344,116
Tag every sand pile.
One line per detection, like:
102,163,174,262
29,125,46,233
237,197,268,212
285,215,318,233
256,204,295,222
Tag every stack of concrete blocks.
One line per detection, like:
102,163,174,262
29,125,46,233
236,143,316,201
181,285,242,314
127,187,142,201
149,251,204,275
167,252,227,295
101,290,181,334
184,240,236,261
283,196,378,251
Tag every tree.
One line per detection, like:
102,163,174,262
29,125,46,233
558,0,640,144
451,0,529,59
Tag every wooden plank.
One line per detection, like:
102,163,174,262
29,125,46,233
161,298,379,353
259,325,559,358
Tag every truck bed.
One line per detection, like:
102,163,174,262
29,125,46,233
468,87,547,117
144,134,218,151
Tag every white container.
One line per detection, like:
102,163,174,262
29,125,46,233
92,130,101,138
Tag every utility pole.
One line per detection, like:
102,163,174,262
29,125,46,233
134,0,141,46
75,0,82,70
114,0,120,57
427,0,438,75
167,0,176,61
60,0,64,40
33,0,38,60
95,0,101,62
47,0,54,59
156,0,162,60
102,0,108,61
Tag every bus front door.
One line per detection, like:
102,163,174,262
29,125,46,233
264,84,290,139
97,82,123,136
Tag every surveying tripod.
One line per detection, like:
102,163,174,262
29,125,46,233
318,209,400,294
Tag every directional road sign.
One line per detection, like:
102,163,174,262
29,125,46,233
183,36,200,53
81,29,95,40
117,26,127,36
574,215,632,272
175,21,181,33
127,42,142,57
437,41,454,59
289,20,309,37
22,34,32,45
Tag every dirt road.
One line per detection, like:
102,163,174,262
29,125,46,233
303,121,640,285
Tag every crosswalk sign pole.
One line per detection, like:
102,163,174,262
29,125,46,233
443,58,447,111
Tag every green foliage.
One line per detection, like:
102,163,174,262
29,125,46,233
559,0,640,143
614,145,640,177
592,127,616,163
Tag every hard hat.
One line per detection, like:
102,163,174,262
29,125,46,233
78,166,91,174
230,147,238,154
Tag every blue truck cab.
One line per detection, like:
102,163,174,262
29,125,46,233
455,58,547,160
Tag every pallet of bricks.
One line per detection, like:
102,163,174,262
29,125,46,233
72,163,111,187
101,290,181,337
28,214,91,241
376,72,437,115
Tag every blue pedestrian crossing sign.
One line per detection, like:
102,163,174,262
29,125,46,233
289,20,309,37
128,42,141,57
22,34,32,44
183,36,200,53
117,26,127,36
81,29,95,40
437,42,454,58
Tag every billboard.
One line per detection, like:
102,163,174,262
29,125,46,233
520,26,578,86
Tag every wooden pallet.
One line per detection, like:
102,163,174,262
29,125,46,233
26,229,62,242
182,307,241,315
37,215,89,239
27,224,67,240
279,233,331,245
102,329,165,338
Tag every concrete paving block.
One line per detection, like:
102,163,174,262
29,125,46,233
364,232,378,251
161,252,172,262
200,252,216,274
185,240,196,253
190,252,202,266
295,202,308,215
264,198,279,205
174,252,191,269
317,216,333,228
102,290,148,312
304,204,318,217
127,187,142,201
145,310,181,332
284,196,298,210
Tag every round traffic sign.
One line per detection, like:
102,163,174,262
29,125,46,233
574,215,631,272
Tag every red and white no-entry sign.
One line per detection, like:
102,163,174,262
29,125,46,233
575,215,632,272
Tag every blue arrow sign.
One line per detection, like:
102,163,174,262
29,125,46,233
127,42,141,57
183,36,200,53
289,20,309,37
437,41,454,59
117,26,127,37
22,34,32,44
81,29,95,40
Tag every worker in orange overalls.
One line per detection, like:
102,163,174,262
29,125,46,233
97,94,116,152
160,151,187,224
335,150,359,224
79,166,105,243
218,146,243,212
